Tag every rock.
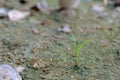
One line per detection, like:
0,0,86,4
33,63,39,69
97,12,108,19
0,64,22,80
57,9,77,17
59,0,81,9
31,28,42,35
32,0,50,14
0,8,7,18
92,4,105,13
0,0,5,6
33,60,49,69
103,0,109,6
57,24,72,34
114,0,120,7
15,66,25,73
8,9,30,21
116,7,120,12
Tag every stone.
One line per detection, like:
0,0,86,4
8,9,30,21
0,64,22,80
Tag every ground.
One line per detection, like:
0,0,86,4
0,0,120,80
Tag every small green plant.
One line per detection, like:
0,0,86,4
72,34,89,67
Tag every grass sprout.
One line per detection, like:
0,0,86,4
72,34,90,67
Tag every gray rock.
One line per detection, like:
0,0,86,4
0,64,22,80
57,24,72,34
0,8,7,18
116,7,120,12
36,0,50,14
92,4,105,13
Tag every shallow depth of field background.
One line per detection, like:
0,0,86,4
0,0,120,80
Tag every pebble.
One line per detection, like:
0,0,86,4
97,12,108,19
31,28,42,35
33,60,49,69
57,24,72,34
8,9,30,21
0,64,22,80
32,0,50,14
116,7,120,12
15,66,25,73
57,9,77,18
92,4,105,13
0,8,7,18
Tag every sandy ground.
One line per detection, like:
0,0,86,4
0,0,120,80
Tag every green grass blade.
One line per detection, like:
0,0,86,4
75,39,90,63
71,34,76,48
77,39,90,53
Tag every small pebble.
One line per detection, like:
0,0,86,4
33,60,49,69
33,63,39,69
15,66,25,73
0,8,7,18
92,4,105,13
31,28,42,35
8,9,30,21
116,7,120,12
97,12,108,19
57,24,72,34
58,9,77,18
32,0,50,14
